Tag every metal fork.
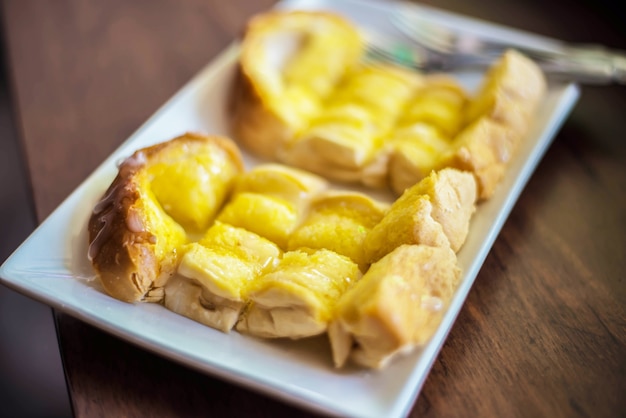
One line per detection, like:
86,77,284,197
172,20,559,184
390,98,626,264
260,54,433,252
366,6,626,85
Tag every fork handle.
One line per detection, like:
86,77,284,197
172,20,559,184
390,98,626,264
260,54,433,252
525,44,626,85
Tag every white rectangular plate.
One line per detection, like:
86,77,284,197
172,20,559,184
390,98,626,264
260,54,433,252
0,0,579,417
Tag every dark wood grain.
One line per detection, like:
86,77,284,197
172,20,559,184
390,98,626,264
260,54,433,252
2,0,624,417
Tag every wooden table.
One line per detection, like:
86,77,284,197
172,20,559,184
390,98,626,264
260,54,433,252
2,0,625,416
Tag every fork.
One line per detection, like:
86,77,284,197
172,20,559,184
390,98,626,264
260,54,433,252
366,6,626,85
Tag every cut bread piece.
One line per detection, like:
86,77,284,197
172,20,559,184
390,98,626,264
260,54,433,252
165,222,281,332
287,190,389,270
231,11,364,159
439,116,517,199
329,244,461,369
281,64,422,186
217,163,327,249
231,163,328,201
386,75,468,194
386,122,451,195
237,249,361,339
464,49,547,133
363,168,477,264
87,133,243,303
397,74,469,138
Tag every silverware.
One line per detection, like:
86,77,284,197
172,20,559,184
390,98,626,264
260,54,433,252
366,6,626,85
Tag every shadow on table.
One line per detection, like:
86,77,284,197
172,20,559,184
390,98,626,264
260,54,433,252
0,27,73,418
